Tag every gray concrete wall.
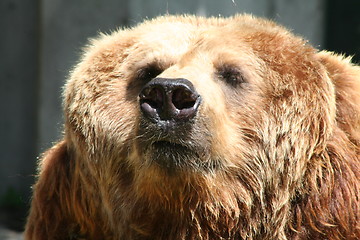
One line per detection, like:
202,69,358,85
0,0,39,203
0,0,325,228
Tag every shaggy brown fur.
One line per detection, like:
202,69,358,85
25,15,360,240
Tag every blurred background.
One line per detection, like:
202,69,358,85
0,0,359,235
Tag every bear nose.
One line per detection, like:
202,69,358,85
139,78,201,121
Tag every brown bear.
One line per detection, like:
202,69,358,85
25,15,360,240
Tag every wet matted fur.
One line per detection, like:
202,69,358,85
25,15,360,240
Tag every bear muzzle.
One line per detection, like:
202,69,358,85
137,78,206,171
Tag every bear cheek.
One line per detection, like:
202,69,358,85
69,87,138,162
195,81,244,167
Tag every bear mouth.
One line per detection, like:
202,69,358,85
146,140,201,172
137,116,212,172
152,140,188,151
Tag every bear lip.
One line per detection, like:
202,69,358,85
139,116,196,142
152,140,188,150
150,139,194,154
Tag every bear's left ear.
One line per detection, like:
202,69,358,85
317,51,360,144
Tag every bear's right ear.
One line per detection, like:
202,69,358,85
25,140,73,240
317,51,360,144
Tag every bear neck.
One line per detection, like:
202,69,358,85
120,171,262,239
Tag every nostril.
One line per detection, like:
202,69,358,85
139,85,165,120
140,86,163,109
172,88,198,110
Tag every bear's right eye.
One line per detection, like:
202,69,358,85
217,64,245,88
137,63,163,82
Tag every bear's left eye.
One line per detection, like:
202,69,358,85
137,63,163,82
217,65,245,87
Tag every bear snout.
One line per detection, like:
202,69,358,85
139,77,201,122
137,78,206,171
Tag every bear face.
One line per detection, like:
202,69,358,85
65,15,334,187
26,15,360,240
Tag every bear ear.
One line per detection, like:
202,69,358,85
25,141,73,240
317,51,360,144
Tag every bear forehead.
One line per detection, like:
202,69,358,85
129,20,260,59
106,16,309,75
119,27,265,79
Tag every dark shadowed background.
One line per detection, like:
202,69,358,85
0,0,359,233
